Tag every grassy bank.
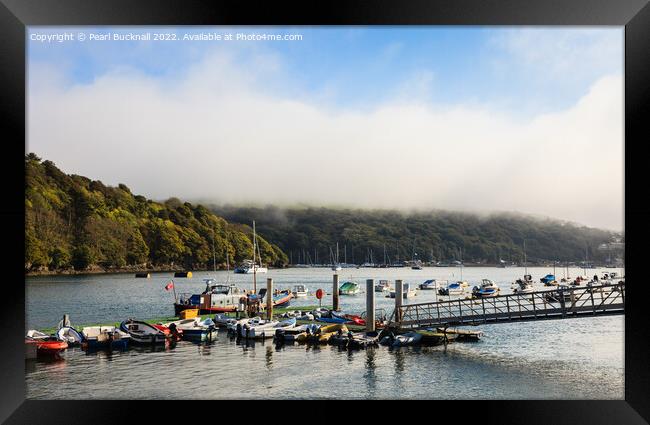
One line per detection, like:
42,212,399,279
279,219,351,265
37,305,334,335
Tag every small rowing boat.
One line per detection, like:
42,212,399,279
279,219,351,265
120,319,168,344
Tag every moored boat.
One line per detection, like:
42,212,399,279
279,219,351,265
292,284,308,297
389,283,417,298
175,281,247,315
472,279,500,298
120,319,168,344
81,326,130,350
541,274,558,286
339,281,361,295
374,280,392,292
56,326,84,346
308,323,349,344
438,281,465,296
419,279,447,290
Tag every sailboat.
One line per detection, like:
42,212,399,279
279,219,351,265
234,221,268,274
411,239,422,270
331,243,342,271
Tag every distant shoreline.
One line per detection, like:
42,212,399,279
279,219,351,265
26,263,620,277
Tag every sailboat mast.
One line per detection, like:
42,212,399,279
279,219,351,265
211,227,216,272
523,239,528,275
252,220,257,293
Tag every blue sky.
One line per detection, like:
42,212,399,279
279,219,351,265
28,26,623,118
27,27,624,230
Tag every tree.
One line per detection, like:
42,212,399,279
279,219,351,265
72,245,95,270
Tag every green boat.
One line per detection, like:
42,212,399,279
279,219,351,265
339,281,360,295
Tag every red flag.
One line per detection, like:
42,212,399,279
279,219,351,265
164,281,174,291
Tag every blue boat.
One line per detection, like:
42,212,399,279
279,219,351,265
541,274,557,285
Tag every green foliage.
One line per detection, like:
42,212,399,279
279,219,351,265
24,154,289,272
213,206,622,265
72,245,95,270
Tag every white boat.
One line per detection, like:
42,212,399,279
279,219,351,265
512,274,535,293
234,221,268,273
228,316,263,334
292,284,308,297
234,260,268,274
241,317,296,339
512,279,534,294
389,283,417,298
419,279,447,290
213,313,238,328
26,329,50,340
375,280,392,292
81,326,131,349
438,281,465,296
56,326,84,345
472,279,500,297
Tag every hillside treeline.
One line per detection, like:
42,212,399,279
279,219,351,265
25,154,288,273
212,205,622,265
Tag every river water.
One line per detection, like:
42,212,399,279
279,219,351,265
25,266,624,399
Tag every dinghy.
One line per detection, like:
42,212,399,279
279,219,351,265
81,326,130,350
174,318,217,342
391,331,423,347
308,323,349,344
120,319,168,344
56,326,84,346
26,329,50,340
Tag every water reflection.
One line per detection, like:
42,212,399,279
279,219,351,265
364,348,377,397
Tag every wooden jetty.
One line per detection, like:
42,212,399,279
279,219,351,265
388,282,625,330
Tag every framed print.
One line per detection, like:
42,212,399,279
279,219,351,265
1,0,649,423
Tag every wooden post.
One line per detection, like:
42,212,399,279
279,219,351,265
395,279,403,324
366,279,375,332
333,273,340,311
266,278,273,320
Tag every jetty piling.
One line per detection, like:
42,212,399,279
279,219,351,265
366,279,375,332
266,278,273,320
395,279,403,324
333,274,340,311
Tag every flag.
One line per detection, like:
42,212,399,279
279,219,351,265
164,281,174,291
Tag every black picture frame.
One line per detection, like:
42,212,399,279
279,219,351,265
1,0,648,423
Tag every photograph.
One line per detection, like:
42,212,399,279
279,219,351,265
22,25,627,401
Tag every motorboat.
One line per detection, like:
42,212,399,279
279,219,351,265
275,323,320,342
541,274,558,286
56,326,84,346
175,281,246,315
438,281,465,296
374,280,392,292
292,284,308,297
472,279,500,298
339,281,361,295
419,279,447,290
234,259,268,274
512,278,534,294
120,319,168,344
379,330,423,347
389,283,417,298
25,335,68,357
81,326,130,350
241,317,296,340
165,317,217,342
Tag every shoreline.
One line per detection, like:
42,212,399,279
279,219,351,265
26,263,618,277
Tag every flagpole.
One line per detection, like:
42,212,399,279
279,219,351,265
171,280,177,302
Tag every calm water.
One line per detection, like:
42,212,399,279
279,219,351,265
25,267,624,399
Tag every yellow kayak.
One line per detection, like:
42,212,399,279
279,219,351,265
310,324,348,343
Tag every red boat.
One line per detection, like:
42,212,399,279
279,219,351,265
35,339,68,356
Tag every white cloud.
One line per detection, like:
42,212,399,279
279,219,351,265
28,50,623,231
